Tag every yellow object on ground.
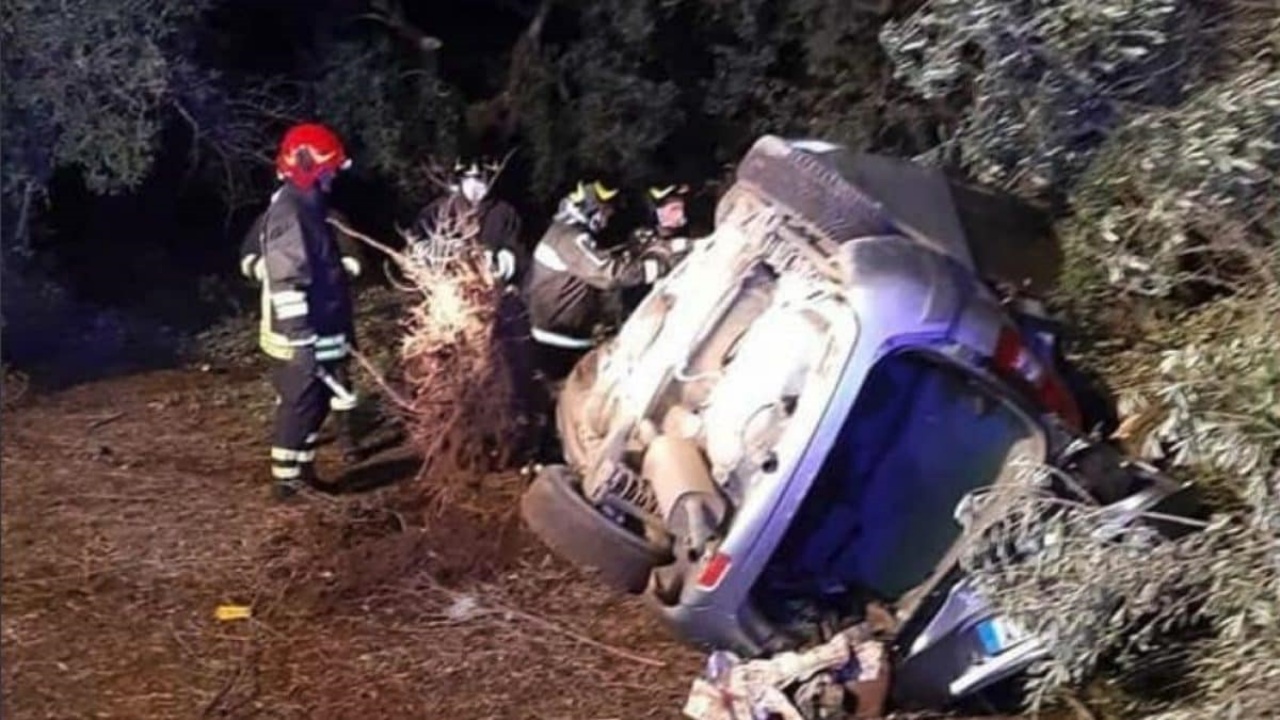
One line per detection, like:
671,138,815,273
214,604,253,621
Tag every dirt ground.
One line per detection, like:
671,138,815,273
1,359,707,719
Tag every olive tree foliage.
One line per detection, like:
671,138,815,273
696,0,807,159
513,0,685,197
1060,61,1280,299
0,0,290,344
312,32,462,204
913,4,1280,715
880,0,1202,199
1,0,201,200
0,0,293,252
511,0,904,200
960,293,1280,717
700,0,901,158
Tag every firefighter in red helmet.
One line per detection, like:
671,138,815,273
243,123,358,500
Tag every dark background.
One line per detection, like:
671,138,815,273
1,0,932,379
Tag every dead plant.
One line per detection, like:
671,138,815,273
335,185,522,514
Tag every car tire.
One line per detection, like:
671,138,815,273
734,136,892,243
520,464,671,594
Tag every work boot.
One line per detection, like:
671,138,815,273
270,478,305,503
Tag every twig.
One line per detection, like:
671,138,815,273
410,570,666,667
87,412,126,431
13,180,36,257
1063,693,1099,720
327,216,399,258
483,595,668,668
350,348,413,411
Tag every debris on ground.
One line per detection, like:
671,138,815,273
683,625,890,720
0,315,705,719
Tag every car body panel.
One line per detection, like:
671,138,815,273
533,134,1194,710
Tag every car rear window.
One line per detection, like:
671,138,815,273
772,351,1043,602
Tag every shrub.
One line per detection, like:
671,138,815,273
880,0,1203,198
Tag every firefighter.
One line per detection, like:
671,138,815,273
521,180,666,386
243,122,357,500
621,183,696,314
413,159,526,286
414,159,544,462
240,206,365,466
634,183,693,252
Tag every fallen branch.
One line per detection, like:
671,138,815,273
87,412,126,431
1063,694,1099,720
326,216,399,258
349,348,413,411
488,597,669,669
416,570,667,668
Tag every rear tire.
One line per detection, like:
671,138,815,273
520,464,671,594
734,136,891,243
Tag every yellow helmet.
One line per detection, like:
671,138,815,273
647,183,689,203
559,180,619,231
569,180,619,204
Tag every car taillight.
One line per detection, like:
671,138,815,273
992,325,1083,431
696,552,732,590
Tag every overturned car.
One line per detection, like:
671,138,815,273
520,135,1203,713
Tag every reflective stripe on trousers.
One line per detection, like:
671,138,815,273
270,432,319,481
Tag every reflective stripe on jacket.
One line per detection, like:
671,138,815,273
521,221,657,346
247,186,354,361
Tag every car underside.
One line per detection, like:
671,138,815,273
520,135,1206,714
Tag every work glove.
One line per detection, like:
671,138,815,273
667,236,693,257
341,256,362,278
485,248,518,284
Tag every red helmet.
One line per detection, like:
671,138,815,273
275,123,351,190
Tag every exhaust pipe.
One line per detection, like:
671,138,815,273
643,435,729,564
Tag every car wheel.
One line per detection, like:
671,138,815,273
520,464,672,594
735,136,890,243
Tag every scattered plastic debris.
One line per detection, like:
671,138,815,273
682,625,889,720
444,594,481,622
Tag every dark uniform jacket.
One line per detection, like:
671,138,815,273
241,207,364,281
416,194,525,284
522,220,657,348
238,185,356,362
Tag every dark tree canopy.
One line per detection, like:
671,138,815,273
2,0,1275,296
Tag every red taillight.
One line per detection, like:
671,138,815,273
992,326,1083,431
696,552,732,590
